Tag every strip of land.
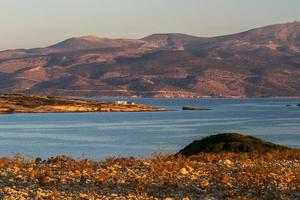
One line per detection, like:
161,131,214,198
0,93,166,113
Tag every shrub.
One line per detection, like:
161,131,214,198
178,133,290,156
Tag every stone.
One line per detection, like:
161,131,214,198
223,159,232,167
79,193,89,199
201,179,210,187
179,168,189,175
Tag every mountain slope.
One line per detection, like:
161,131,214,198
0,22,299,98
48,36,146,51
142,33,207,50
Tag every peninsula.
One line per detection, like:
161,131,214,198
0,93,165,113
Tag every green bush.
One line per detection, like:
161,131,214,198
178,133,290,156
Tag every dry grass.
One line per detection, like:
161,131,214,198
0,151,300,199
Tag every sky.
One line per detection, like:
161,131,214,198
0,0,299,50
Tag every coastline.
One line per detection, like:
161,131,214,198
72,95,300,100
0,151,299,199
0,95,299,199
0,93,167,114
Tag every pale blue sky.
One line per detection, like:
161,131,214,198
1,0,299,50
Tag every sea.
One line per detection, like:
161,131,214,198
0,98,299,160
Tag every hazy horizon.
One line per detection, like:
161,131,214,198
1,0,300,50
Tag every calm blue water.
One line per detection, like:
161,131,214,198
0,98,299,160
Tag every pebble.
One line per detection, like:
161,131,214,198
223,159,232,167
201,179,210,187
179,168,189,175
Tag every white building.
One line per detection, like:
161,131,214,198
114,101,136,105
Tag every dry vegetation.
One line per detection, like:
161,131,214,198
0,151,299,200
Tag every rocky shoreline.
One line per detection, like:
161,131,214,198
0,151,299,200
0,133,299,199
0,93,166,113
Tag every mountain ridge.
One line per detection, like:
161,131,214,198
0,21,299,98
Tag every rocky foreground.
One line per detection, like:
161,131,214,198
0,151,299,200
0,93,165,113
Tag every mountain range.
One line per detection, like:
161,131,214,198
0,21,300,98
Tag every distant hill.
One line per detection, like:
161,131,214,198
0,21,299,98
48,36,146,51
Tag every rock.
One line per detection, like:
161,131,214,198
182,106,211,111
223,159,232,167
179,168,189,175
297,103,300,106
200,179,210,187
79,193,89,199
165,198,174,200
178,133,290,156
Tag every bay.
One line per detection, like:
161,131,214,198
0,98,299,160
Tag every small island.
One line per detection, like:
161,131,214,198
182,106,211,111
0,93,166,113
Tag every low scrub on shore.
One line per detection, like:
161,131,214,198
0,150,299,199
